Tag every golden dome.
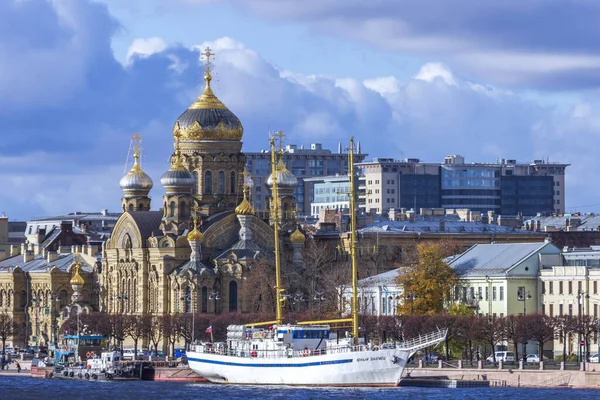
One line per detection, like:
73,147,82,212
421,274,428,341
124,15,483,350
187,226,204,242
70,261,85,286
172,47,243,142
235,197,255,215
290,226,306,243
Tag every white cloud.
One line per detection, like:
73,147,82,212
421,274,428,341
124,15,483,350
414,63,456,86
126,37,168,64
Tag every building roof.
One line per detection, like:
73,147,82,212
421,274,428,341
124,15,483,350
358,268,402,286
359,218,545,235
127,211,163,242
448,242,553,277
526,214,600,232
0,253,94,274
30,212,120,222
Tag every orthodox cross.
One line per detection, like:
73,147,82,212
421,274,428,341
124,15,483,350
202,46,215,86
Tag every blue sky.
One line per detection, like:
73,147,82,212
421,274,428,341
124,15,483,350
2,0,600,220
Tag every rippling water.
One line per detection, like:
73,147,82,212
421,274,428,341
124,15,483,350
1,376,599,400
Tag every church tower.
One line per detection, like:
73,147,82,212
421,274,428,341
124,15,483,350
160,133,195,233
171,47,246,217
119,133,153,212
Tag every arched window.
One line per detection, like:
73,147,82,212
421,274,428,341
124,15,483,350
184,286,191,313
128,204,134,212
204,171,212,194
133,278,137,312
230,171,236,194
218,171,225,194
169,201,176,217
0,290,3,307
179,200,187,219
201,287,208,313
60,290,68,308
229,281,238,312
193,171,199,195
20,291,26,310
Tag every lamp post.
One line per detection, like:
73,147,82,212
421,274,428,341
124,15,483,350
578,291,590,365
181,292,195,347
49,292,61,353
314,292,325,314
209,290,220,314
518,289,531,364
30,295,42,348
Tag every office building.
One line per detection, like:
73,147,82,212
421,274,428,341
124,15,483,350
357,155,568,216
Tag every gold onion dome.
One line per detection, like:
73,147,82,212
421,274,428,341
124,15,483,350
235,197,255,215
187,225,204,242
266,159,298,188
290,226,306,243
120,153,153,195
172,48,243,142
70,262,85,286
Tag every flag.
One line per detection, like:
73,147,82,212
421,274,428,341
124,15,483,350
205,326,212,334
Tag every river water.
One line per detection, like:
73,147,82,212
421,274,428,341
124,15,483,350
1,376,598,400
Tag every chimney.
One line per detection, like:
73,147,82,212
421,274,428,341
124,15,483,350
536,220,541,231
10,245,20,257
23,251,34,263
60,221,73,232
47,251,58,263
88,245,98,257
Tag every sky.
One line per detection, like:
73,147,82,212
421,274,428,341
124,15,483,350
2,0,600,220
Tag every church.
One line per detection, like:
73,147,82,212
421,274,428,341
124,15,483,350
100,48,306,319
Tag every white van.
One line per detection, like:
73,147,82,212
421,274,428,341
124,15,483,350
122,349,136,360
486,351,515,364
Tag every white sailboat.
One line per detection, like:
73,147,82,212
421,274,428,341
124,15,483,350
187,135,446,386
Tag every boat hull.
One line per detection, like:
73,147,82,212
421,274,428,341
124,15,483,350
187,348,409,386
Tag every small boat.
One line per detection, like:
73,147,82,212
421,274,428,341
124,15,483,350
52,351,154,381
187,136,447,386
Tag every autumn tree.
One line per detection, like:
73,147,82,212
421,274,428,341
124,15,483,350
0,312,14,365
396,242,458,315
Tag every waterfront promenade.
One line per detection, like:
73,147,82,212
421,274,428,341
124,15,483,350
405,360,600,389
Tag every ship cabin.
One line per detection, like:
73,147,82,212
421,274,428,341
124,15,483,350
54,334,104,365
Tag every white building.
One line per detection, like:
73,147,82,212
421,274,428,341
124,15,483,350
339,268,403,316
305,175,351,217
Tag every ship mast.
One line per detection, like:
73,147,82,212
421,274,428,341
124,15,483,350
349,137,359,345
271,133,284,326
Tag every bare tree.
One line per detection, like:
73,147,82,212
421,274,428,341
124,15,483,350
474,315,506,363
0,312,14,367
124,315,145,359
555,315,578,361
241,257,276,313
524,314,556,361
504,315,521,362
147,315,164,357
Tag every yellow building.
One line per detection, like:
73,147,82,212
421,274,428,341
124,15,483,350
99,48,298,322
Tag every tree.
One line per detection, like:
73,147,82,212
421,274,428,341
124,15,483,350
124,315,146,359
396,242,458,315
524,314,555,361
578,315,598,361
0,312,14,367
555,315,578,361
474,315,505,363
241,257,276,313
503,315,522,363
147,315,164,357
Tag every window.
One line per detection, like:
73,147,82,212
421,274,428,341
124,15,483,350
499,286,504,301
470,287,475,300
578,281,582,294
169,201,176,217
595,281,598,295
549,281,553,295
485,286,489,301
492,287,497,301
193,171,199,194
549,304,554,317
569,303,573,316
462,287,467,301
559,281,563,295
204,171,213,194
478,287,483,300
230,171,236,194
218,171,225,194
559,303,563,316
201,287,208,313
568,281,572,295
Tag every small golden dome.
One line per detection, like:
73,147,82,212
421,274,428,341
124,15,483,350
187,226,204,242
290,227,306,243
70,262,85,286
235,197,255,215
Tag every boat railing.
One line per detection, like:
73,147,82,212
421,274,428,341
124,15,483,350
196,343,386,359
395,328,448,352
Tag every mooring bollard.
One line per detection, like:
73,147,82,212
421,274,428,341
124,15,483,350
458,360,463,369
498,360,503,370
539,361,544,371
519,360,524,370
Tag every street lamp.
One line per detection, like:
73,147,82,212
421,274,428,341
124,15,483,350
181,292,196,347
49,292,61,351
578,291,590,364
209,290,220,314
30,295,43,348
314,292,325,314
518,290,531,363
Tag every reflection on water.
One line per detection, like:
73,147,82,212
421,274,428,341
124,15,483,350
1,376,599,400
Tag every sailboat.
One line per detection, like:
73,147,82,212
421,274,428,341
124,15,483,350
186,135,446,386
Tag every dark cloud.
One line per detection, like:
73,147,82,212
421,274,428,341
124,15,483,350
1,0,597,220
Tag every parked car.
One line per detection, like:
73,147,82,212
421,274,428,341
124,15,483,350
486,351,515,364
122,349,136,360
147,350,166,360
420,352,445,363
526,354,548,363
589,354,599,363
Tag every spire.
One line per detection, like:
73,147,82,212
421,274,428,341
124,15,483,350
202,46,215,89
235,168,255,215
187,205,204,242
170,130,186,171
